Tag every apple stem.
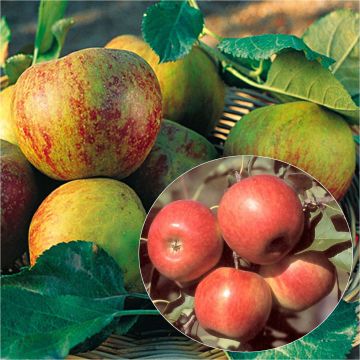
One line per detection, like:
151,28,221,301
239,156,245,177
235,170,242,182
247,156,257,176
182,313,196,335
233,251,240,269
278,164,291,179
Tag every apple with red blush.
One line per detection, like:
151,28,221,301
218,174,304,265
194,267,272,341
259,250,336,311
147,200,223,283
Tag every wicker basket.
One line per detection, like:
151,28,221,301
73,87,359,358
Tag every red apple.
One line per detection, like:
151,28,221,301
13,48,162,181
194,267,272,341
1,140,39,268
259,251,336,311
147,200,223,282
218,175,304,265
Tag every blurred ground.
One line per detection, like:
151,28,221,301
2,0,358,56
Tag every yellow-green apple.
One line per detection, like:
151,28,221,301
0,85,17,145
147,200,223,282
105,35,225,136
125,119,218,209
259,251,336,311
28,178,146,291
218,175,304,265
194,267,272,341
13,48,162,181
224,101,355,200
1,140,38,268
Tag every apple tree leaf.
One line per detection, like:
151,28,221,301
4,53,33,85
226,300,358,359
0,16,11,67
36,17,74,63
1,241,126,297
306,208,353,272
34,0,67,53
0,287,127,359
262,51,359,124
165,294,195,323
218,34,334,68
142,1,204,63
1,242,157,358
303,9,360,100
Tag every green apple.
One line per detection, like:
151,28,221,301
224,101,355,199
29,178,146,292
106,35,225,136
0,85,17,145
125,119,218,209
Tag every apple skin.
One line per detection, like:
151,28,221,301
125,119,218,209
106,35,225,136
29,178,146,292
194,267,272,341
224,101,355,200
0,85,17,145
259,251,336,311
218,174,304,265
1,140,38,268
13,48,162,181
147,200,223,282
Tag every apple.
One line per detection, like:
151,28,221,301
125,119,218,209
13,48,162,181
194,267,272,341
224,101,355,200
218,174,304,265
259,251,336,311
29,178,146,292
105,35,225,136
1,140,38,268
0,85,17,145
147,200,223,282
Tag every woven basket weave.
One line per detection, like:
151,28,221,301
74,87,359,358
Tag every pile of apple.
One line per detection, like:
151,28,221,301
147,174,336,342
0,31,353,297
1,34,223,292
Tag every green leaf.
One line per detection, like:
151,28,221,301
304,208,352,272
0,16,11,67
142,1,204,63
165,295,194,323
1,287,125,359
263,51,359,124
226,300,358,359
303,9,360,99
1,241,126,297
1,242,157,358
219,34,334,68
33,0,70,63
4,54,33,84
36,17,74,63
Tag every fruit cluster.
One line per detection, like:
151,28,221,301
147,174,336,342
1,38,222,289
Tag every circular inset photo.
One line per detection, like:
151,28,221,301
139,156,353,351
